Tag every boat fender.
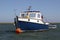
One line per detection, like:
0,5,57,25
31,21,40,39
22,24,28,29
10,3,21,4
16,28,23,34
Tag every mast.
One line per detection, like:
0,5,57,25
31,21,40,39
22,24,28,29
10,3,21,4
27,6,31,18
28,6,31,11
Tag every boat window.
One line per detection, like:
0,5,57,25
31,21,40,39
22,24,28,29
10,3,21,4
21,14,24,17
21,14,27,18
37,14,40,18
29,13,36,18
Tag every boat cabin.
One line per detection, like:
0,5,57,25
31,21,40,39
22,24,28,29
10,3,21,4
20,11,43,20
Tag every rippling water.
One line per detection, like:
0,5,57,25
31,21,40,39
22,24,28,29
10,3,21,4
0,23,60,40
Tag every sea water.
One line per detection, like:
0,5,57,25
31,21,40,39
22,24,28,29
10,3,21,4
0,23,60,40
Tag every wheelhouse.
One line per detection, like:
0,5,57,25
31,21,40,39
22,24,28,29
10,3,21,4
20,11,42,20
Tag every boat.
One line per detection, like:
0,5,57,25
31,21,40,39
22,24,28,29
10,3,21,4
14,6,57,32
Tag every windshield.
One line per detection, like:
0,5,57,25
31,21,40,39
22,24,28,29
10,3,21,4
29,13,36,18
21,13,27,18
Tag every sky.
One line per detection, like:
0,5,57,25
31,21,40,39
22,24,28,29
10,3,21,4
0,0,60,23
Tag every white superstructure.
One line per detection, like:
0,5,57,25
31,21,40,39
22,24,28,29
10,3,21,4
18,11,44,24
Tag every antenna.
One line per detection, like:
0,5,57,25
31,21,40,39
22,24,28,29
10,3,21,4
14,9,17,17
28,6,31,11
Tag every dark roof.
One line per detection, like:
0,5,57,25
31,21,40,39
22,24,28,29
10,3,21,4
24,11,40,12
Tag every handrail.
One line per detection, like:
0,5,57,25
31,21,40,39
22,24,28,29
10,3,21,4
18,17,42,20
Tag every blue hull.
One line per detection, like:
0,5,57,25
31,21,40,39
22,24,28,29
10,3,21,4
15,21,49,30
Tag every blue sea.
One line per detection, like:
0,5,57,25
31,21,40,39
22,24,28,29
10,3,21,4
0,23,60,40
